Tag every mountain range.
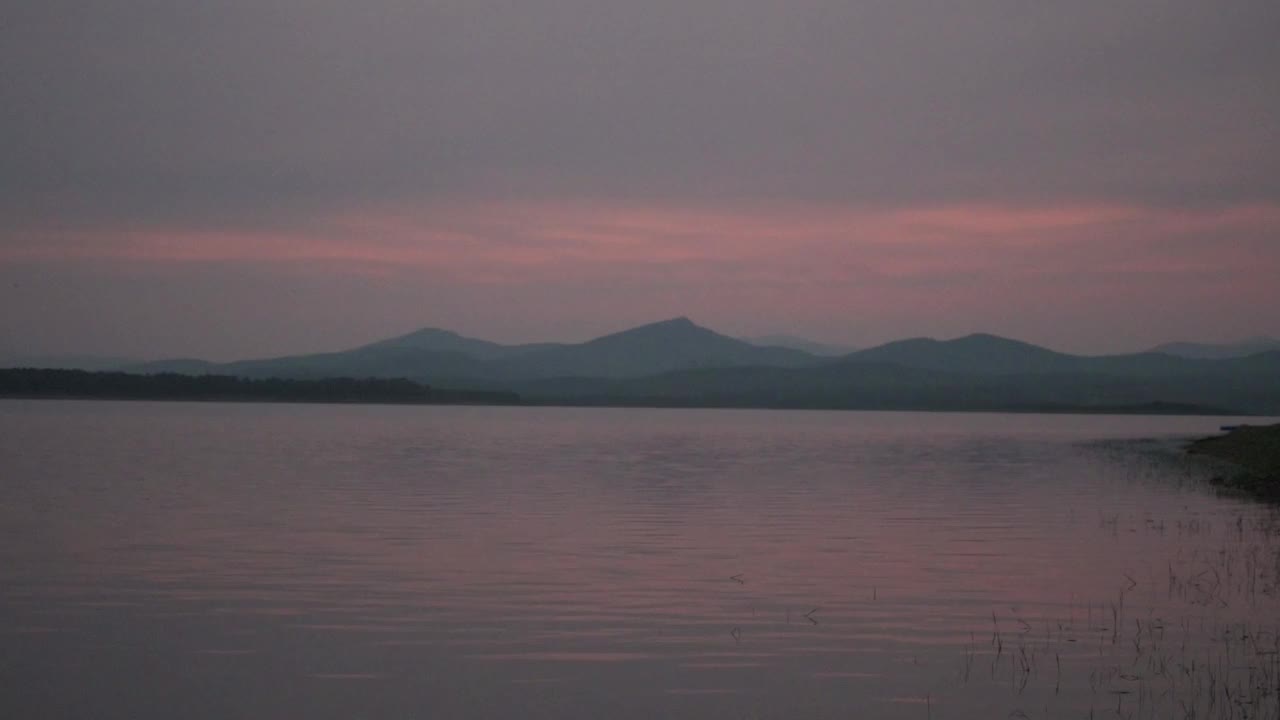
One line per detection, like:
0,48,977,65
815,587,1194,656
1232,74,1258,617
5,319,1279,414
124,318,817,382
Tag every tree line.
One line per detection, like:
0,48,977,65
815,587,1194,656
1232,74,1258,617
0,368,520,405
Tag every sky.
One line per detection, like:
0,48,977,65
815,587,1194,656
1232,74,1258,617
2,0,1278,361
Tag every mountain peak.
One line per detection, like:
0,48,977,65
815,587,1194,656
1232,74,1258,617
601,317,707,339
951,333,1040,348
492,316,818,378
647,316,696,329
359,326,469,348
403,327,462,340
353,325,514,359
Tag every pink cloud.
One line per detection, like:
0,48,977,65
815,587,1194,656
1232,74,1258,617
8,199,1277,280
4,198,1277,353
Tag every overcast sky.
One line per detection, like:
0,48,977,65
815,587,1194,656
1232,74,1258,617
2,0,1278,359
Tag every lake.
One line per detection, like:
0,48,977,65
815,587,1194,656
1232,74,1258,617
2,401,1278,719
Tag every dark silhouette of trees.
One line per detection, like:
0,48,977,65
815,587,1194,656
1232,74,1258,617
0,369,519,405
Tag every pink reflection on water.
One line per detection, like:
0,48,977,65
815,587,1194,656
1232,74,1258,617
5,406,1279,718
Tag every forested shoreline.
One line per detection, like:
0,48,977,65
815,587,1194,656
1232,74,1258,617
0,368,520,406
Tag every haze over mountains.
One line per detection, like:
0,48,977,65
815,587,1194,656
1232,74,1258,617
4,319,1278,414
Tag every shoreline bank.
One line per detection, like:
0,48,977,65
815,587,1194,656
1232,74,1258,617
1186,423,1280,501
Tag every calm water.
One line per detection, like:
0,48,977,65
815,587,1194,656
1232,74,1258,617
2,401,1279,719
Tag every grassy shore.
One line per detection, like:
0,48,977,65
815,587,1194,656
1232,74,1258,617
1186,423,1280,501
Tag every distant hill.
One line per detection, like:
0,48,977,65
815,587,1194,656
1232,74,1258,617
1148,338,1280,360
356,327,563,361
741,334,857,356
219,346,487,383
489,318,819,379
847,334,1078,374
844,334,1261,379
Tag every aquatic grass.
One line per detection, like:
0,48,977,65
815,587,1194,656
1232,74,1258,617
696,446,1280,720
942,505,1280,719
